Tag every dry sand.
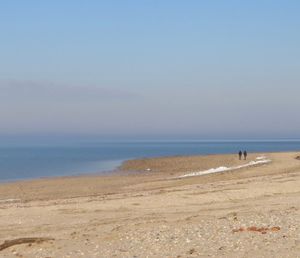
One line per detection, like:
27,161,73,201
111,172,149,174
0,152,300,257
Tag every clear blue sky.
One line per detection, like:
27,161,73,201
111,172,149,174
0,1,300,139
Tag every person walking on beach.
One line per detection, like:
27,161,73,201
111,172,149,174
238,150,242,160
243,150,247,160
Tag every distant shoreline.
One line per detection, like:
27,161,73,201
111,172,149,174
1,150,300,185
0,151,299,197
2,139,300,182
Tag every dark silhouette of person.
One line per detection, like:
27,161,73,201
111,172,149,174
238,151,242,160
243,150,247,160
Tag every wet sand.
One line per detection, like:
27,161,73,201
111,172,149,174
0,152,300,257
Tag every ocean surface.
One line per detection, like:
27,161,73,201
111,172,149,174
1,140,300,181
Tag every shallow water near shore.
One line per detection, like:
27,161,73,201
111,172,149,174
1,140,300,181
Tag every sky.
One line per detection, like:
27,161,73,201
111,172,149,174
0,1,300,139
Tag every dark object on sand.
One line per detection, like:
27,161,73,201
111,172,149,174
0,237,54,251
243,151,247,160
232,226,280,234
296,156,300,160
238,151,242,160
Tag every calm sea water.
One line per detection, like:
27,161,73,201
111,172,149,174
1,140,300,181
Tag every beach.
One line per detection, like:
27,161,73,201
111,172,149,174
0,152,300,257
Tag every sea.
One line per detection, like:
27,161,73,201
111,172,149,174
1,139,300,182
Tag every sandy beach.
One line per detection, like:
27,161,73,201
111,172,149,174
0,152,300,257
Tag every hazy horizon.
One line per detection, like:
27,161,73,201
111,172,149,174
1,1,300,139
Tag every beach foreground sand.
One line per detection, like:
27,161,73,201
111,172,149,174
0,152,300,257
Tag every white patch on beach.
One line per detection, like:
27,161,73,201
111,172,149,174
256,156,266,160
179,157,271,178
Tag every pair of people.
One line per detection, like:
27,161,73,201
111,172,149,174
239,150,247,160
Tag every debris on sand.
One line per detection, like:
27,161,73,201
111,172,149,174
188,248,196,254
232,226,280,234
0,237,54,251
